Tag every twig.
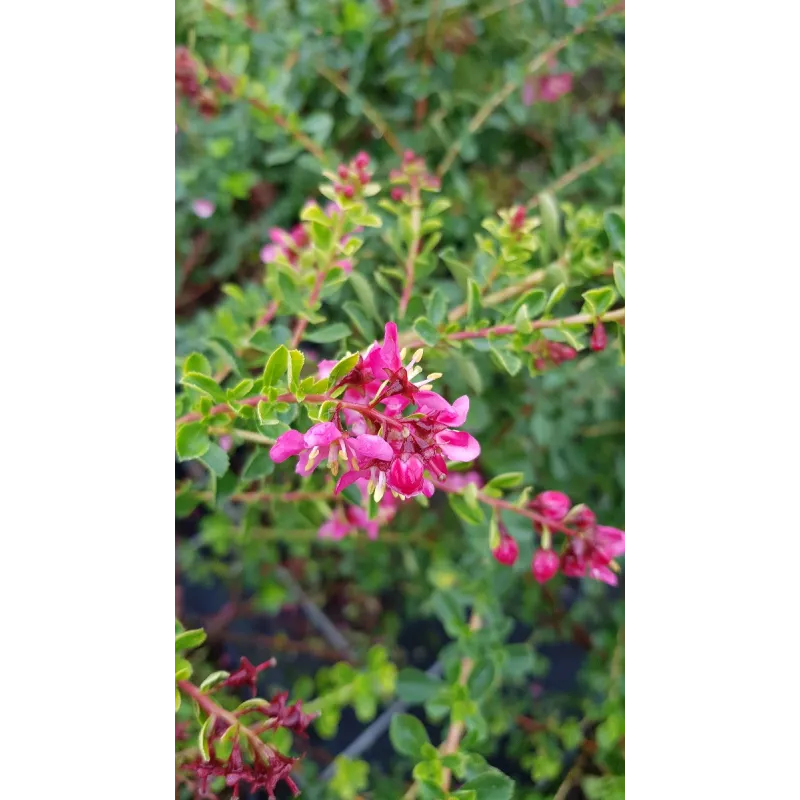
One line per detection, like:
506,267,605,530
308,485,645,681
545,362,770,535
527,145,622,210
436,2,625,176
316,65,403,156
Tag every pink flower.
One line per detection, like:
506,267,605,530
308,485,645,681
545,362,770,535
532,549,560,583
191,199,215,219
260,244,278,263
493,533,519,566
317,360,339,380
335,259,353,274
538,73,573,102
446,470,484,492
318,477,398,541
531,491,571,524
565,0,581,6
560,525,625,586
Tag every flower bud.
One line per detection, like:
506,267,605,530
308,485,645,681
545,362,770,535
354,151,370,170
531,490,571,523
531,549,560,583
492,533,519,566
391,187,405,202
337,164,349,180
590,321,607,352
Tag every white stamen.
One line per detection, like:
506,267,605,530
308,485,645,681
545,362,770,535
374,481,386,503
426,372,442,381
402,426,411,439
408,365,423,380
412,348,424,364
308,446,319,461
399,347,408,361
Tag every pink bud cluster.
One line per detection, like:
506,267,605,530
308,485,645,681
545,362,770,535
532,340,578,371
522,68,574,106
491,490,625,586
189,742,300,799
260,201,356,273
175,47,222,118
270,322,481,502
389,150,441,202
334,151,374,199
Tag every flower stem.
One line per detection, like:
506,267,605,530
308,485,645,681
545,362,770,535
399,191,422,317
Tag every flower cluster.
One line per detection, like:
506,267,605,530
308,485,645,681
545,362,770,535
389,149,441,202
219,655,276,697
175,47,222,119
492,490,625,586
333,151,374,199
523,63,574,106
270,322,481,502
260,199,355,273
531,339,578,371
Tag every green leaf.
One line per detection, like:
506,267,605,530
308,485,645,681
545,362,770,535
426,288,448,325
343,301,375,340
175,628,207,651
539,191,562,252
183,352,212,376
489,345,522,376
235,698,272,714
467,279,481,322
288,349,305,390
511,288,547,318
430,592,465,637
198,715,214,761
300,203,334,226
427,197,452,216
175,689,181,712
242,450,274,480
351,212,382,228
582,287,617,316
514,304,533,333
175,656,193,682
396,668,443,704
349,271,381,323
176,423,210,461
460,770,514,799
604,210,625,256
199,670,230,692
389,714,430,759
413,317,440,346
467,659,496,700
613,262,625,298
448,492,485,525
227,378,254,400
181,372,226,402
330,756,370,800
305,323,352,343
327,352,360,388
262,345,289,389
485,472,524,491
200,442,229,477
545,283,567,313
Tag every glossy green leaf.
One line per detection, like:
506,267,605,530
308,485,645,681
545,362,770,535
305,322,352,343
262,345,289,389
176,423,210,461
389,713,430,759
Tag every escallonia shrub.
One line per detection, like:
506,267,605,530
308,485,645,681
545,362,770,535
176,149,625,798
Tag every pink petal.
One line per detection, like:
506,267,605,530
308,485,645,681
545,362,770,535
588,565,618,586
436,430,481,462
318,517,351,540
335,258,353,274
260,244,278,264
317,360,338,379
350,434,393,462
296,447,327,476
594,526,625,559
334,469,370,495
380,322,401,371
269,430,306,462
191,199,215,219
303,422,341,448
388,455,425,497
422,479,435,498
